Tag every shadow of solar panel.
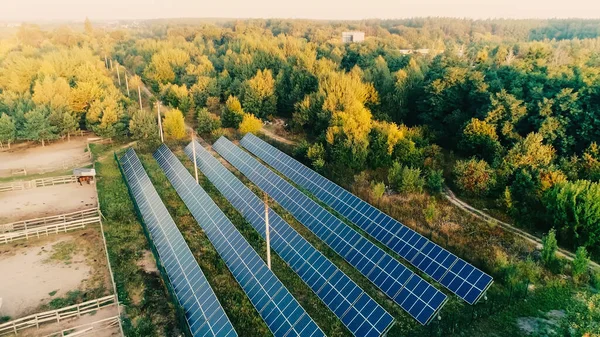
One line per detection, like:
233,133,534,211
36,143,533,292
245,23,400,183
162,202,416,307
212,137,447,325
240,133,493,305
184,140,395,337
152,145,325,337
118,149,236,337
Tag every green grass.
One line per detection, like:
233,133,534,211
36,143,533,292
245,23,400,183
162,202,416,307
0,168,74,183
48,290,58,296
92,143,180,337
45,241,78,264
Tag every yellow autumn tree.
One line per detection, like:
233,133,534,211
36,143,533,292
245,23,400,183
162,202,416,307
238,113,262,135
162,108,186,140
32,76,72,110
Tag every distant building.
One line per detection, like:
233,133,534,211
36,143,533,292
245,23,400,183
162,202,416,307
342,31,365,43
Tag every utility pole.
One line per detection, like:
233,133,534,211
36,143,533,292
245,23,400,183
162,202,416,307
109,59,113,71
104,54,108,68
116,65,121,85
264,192,271,270
157,102,164,143
138,86,143,110
125,73,130,96
191,133,199,183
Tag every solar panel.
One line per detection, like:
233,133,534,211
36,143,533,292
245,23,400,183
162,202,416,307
118,149,237,337
184,140,395,337
213,137,447,325
153,145,325,337
240,133,494,305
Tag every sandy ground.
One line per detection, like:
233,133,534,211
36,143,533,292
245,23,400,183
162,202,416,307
0,137,89,176
0,236,92,318
0,183,97,223
20,306,121,337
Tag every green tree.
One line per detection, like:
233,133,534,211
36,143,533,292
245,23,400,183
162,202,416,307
571,246,589,282
370,181,386,205
222,96,244,128
543,180,600,249
453,158,496,196
22,107,58,146
388,162,424,194
541,228,558,268
0,114,16,148
459,118,503,164
129,109,159,142
426,169,445,194
307,143,326,171
196,108,221,135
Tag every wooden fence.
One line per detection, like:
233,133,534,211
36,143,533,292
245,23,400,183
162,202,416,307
41,316,120,337
0,153,92,178
0,175,78,193
0,295,117,336
0,209,101,244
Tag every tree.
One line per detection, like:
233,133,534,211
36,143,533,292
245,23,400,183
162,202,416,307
506,133,555,171
238,113,262,135
388,162,424,194
22,108,58,146
242,69,277,118
426,169,444,194
0,114,16,148
162,108,186,140
454,158,496,196
571,246,589,282
59,111,79,141
541,228,558,268
129,109,159,141
370,181,386,205
196,108,221,135
307,143,326,171
543,180,600,250
459,118,503,164
222,96,244,128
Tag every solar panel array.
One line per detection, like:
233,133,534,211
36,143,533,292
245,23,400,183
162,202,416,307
185,140,395,337
213,137,447,325
153,145,325,337
241,133,494,305
119,149,236,337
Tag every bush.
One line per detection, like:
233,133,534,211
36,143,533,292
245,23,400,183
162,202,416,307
591,269,600,289
572,246,590,283
541,229,558,267
454,157,496,196
238,113,262,135
388,162,424,194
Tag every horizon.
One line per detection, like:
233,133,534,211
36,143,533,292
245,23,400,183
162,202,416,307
1,0,600,22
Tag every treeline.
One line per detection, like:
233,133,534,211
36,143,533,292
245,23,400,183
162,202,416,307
111,19,600,256
1,18,600,256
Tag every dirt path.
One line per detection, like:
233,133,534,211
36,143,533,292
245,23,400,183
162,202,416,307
260,127,296,146
0,184,98,223
443,186,600,269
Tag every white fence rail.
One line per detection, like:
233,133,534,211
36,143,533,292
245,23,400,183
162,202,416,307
0,209,101,244
0,295,117,336
0,153,92,178
0,175,78,193
41,316,120,337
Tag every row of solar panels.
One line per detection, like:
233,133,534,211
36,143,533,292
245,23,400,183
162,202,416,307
118,134,493,336
239,134,494,305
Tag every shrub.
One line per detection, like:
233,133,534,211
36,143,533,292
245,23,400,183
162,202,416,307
196,108,221,135
571,246,590,283
388,162,424,194
426,169,444,194
238,113,262,135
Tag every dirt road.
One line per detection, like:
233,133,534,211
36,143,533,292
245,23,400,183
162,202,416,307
443,186,600,269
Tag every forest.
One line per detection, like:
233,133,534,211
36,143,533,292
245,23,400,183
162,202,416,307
1,17,600,335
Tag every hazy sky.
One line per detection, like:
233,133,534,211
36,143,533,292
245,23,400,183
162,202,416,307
2,0,600,21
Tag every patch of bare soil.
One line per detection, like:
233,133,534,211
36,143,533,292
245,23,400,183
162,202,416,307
0,229,112,319
136,250,158,274
0,236,91,318
0,183,97,223
0,137,90,177
517,309,566,335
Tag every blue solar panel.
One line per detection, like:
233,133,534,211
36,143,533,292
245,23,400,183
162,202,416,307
184,140,395,337
213,137,447,325
153,145,325,337
118,149,237,337
240,133,494,305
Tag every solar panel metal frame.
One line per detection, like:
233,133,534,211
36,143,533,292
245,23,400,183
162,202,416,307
213,137,448,326
240,133,494,305
153,144,325,337
118,148,237,337
184,140,395,337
